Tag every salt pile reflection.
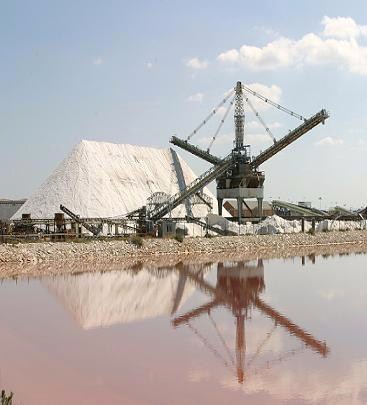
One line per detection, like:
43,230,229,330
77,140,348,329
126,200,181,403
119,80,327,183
45,258,329,385
45,263,213,328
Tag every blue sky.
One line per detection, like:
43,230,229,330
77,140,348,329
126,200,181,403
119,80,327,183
1,0,367,209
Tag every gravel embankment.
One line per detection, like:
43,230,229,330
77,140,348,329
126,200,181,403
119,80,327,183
1,230,367,278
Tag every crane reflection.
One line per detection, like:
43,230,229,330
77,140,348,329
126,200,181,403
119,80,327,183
172,259,329,384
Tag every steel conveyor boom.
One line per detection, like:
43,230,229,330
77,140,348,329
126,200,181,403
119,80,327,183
149,154,234,221
170,136,221,165
60,204,102,236
251,109,329,168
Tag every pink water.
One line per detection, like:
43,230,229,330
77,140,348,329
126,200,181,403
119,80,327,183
0,253,367,404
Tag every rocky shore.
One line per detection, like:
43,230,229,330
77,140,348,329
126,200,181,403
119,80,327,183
1,230,367,278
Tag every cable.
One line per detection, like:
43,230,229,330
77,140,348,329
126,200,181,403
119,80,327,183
246,323,277,367
208,312,235,366
242,85,305,121
207,95,235,152
244,95,277,144
186,89,236,141
187,322,234,371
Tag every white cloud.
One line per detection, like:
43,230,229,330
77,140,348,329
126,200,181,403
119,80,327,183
187,92,204,102
315,137,344,146
217,16,367,75
186,57,209,70
93,57,103,65
218,49,239,63
145,61,153,69
322,16,367,39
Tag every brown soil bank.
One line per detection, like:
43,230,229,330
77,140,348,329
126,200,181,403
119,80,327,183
1,230,367,278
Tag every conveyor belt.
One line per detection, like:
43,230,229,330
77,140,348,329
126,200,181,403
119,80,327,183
149,154,234,220
251,109,329,168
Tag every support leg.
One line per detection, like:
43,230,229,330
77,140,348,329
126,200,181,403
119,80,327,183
257,198,263,219
218,198,223,216
237,198,242,225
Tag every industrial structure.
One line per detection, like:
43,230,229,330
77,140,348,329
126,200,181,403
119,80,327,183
224,200,274,218
169,81,329,223
0,199,26,221
125,81,329,231
1,81,340,239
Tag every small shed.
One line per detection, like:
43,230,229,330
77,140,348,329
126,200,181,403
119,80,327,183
158,220,176,238
0,199,27,222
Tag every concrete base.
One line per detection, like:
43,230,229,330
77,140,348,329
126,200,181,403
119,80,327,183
217,187,264,200
217,187,265,220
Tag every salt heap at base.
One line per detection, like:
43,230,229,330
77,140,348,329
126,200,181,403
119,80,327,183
208,214,309,235
208,214,366,235
13,140,213,219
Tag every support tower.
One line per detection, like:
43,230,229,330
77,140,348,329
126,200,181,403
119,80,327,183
216,81,265,223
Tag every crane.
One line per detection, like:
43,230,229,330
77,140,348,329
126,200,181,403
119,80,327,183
165,81,329,223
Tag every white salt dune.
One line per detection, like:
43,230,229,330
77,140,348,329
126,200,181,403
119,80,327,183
13,140,215,220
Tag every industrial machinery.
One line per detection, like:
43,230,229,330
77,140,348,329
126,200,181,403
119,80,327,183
170,82,329,223
147,81,329,223
60,204,103,236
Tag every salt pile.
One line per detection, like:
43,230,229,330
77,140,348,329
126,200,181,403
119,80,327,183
208,213,300,235
256,215,311,234
317,219,367,232
208,214,255,235
13,140,214,220
208,214,322,235
207,214,367,235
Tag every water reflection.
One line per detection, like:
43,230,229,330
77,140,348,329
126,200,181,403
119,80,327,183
173,259,329,384
44,258,330,387
3,253,367,404
45,264,212,329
